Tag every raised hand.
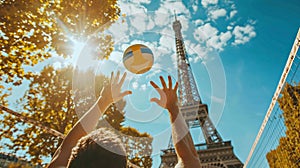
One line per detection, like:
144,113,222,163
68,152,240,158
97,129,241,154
100,71,132,105
48,71,132,168
150,76,202,168
150,76,179,111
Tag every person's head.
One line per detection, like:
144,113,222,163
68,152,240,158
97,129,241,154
67,128,127,168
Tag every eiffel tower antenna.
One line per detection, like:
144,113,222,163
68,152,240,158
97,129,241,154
160,17,243,168
174,10,177,21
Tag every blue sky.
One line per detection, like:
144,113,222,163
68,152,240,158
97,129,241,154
2,0,300,167
98,0,299,167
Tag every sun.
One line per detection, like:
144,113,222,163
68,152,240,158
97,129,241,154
70,40,86,65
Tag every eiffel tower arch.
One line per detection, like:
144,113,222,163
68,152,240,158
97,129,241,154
159,16,243,168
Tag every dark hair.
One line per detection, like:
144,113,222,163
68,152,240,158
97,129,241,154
67,128,127,168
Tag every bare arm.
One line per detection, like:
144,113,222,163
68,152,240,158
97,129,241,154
168,105,201,167
150,76,201,167
48,72,131,168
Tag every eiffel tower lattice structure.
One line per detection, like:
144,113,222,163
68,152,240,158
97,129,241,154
159,16,243,168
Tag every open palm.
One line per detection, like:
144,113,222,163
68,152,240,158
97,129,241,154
100,71,132,105
150,76,179,111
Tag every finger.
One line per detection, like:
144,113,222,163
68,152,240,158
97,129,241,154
119,90,132,98
150,81,165,97
151,98,165,108
160,76,167,89
150,81,159,89
114,71,120,84
119,72,127,87
110,72,114,83
150,98,160,104
168,76,172,89
174,81,179,91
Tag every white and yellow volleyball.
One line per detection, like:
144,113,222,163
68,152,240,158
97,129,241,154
123,44,154,74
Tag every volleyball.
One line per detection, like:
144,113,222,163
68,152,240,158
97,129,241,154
123,44,154,74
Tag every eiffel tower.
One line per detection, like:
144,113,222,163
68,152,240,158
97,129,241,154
159,16,243,168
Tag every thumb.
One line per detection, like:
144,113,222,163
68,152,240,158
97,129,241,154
119,90,132,98
150,98,160,105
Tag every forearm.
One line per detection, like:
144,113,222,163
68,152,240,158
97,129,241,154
75,96,111,133
48,96,111,168
64,96,110,143
168,105,200,166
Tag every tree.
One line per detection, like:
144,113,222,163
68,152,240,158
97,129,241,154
1,0,51,87
1,0,121,164
266,83,300,168
0,66,152,167
121,127,153,168
1,66,79,164
49,0,119,59
0,0,119,104
7,162,35,168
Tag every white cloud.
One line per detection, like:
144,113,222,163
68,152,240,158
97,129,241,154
176,14,190,32
220,31,232,42
194,23,218,42
192,0,256,51
109,51,123,63
207,31,232,51
185,40,206,56
119,43,130,53
132,81,139,89
230,3,236,10
249,19,257,25
160,1,190,16
232,24,256,45
159,32,174,51
227,25,233,30
146,69,162,79
110,0,192,67
118,1,147,14
146,64,162,79
201,0,218,8
156,45,174,58
191,0,199,13
156,27,176,59
193,19,204,26
170,52,177,68
107,2,151,43
161,26,173,37
207,36,221,49
140,84,147,91
130,13,149,33
130,0,151,4
116,1,165,37
230,10,237,18
109,0,256,69
193,23,233,51
154,10,170,27
147,17,155,30
209,8,227,20
107,19,129,41
154,1,190,31
192,4,198,13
